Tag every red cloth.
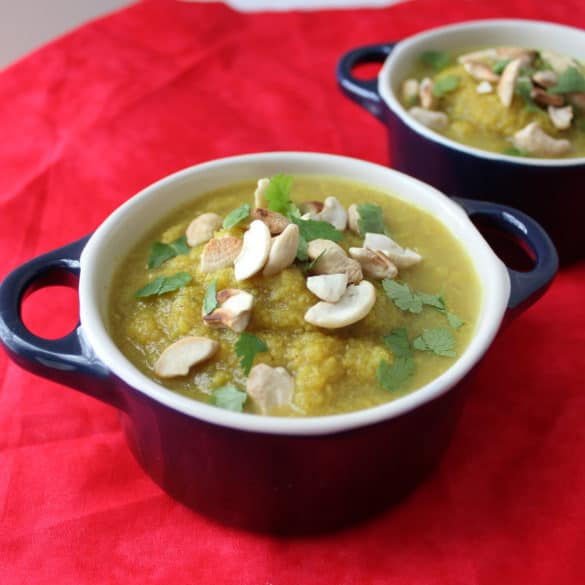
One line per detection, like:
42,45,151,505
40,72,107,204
1,0,584,583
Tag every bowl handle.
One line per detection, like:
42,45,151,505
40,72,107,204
0,237,123,410
336,42,396,120
454,198,559,314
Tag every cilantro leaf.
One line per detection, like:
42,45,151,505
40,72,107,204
418,292,446,311
413,328,456,357
382,327,412,359
235,332,268,375
432,75,460,98
504,146,529,157
356,203,386,236
296,235,309,262
447,312,465,329
202,279,218,315
148,236,190,269
382,279,423,313
377,357,415,392
419,50,451,72
516,77,541,113
211,385,247,412
223,203,251,229
265,174,294,215
135,272,192,298
492,58,511,75
291,216,343,242
549,66,585,94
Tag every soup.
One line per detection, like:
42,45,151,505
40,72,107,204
109,175,481,416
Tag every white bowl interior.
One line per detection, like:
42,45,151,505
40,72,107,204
79,152,510,435
379,19,585,166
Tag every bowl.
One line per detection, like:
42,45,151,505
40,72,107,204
337,19,585,264
0,152,557,534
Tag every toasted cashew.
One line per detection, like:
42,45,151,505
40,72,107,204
408,107,448,131
532,70,558,88
250,208,290,234
402,78,420,104
363,232,422,269
347,204,360,234
204,289,254,333
513,122,571,157
306,273,348,302
154,336,218,378
304,280,376,329
569,93,585,112
497,58,523,108
349,247,398,279
303,196,347,231
234,220,271,281
263,223,299,276
300,201,324,214
464,61,500,83
246,364,294,415
458,48,498,64
186,213,222,247
548,105,574,130
200,236,243,273
307,239,362,284
254,178,270,208
419,77,436,110
531,87,564,108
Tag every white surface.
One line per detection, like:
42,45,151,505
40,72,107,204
0,0,404,70
79,152,510,436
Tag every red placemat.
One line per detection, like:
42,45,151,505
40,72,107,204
1,1,584,583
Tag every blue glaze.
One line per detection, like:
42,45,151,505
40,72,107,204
337,43,585,264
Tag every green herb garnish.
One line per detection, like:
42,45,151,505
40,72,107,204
296,235,309,262
301,250,326,275
549,66,585,94
413,328,456,357
504,146,529,157
291,216,343,243
202,279,218,315
447,312,465,329
492,58,511,75
135,272,192,298
382,280,423,313
382,327,412,359
356,203,386,236
148,236,190,269
377,357,415,392
211,385,247,412
419,50,451,72
417,292,446,311
223,203,251,229
432,75,460,98
516,77,540,113
265,174,294,215
235,332,268,375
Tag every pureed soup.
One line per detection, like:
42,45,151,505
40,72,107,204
399,46,585,158
109,175,481,417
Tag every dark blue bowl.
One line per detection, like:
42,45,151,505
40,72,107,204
337,20,585,264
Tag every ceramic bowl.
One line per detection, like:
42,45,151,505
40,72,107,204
337,19,585,264
0,153,557,534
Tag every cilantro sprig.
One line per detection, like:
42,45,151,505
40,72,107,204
148,236,190,269
265,174,295,215
432,75,460,98
356,203,387,236
223,203,251,229
492,58,511,75
211,384,247,412
235,332,268,375
549,66,585,94
419,50,451,72
135,272,192,298
377,328,416,391
202,279,218,315
413,328,456,357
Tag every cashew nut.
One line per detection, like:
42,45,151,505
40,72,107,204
234,219,271,281
307,239,362,284
347,204,360,234
154,336,218,378
548,105,574,130
464,62,500,83
419,77,436,110
254,178,270,208
569,93,585,112
303,196,347,231
532,70,558,89
250,208,290,234
349,247,398,279
263,223,299,276
246,364,294,415
497,58,523,108
363,232,422,269
458,48,498,64
200,236,243,273
531,87,565,108
476,81,494,95
306,273,348,302
203,289,254,333
408,107,448,131
304,280,376,329
402,78,419,104
186,213,222,247
512,122,571,157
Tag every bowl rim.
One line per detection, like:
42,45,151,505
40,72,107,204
79,152,510,436
378,18,585,168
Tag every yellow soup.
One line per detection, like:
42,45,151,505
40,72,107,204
109,176,481,417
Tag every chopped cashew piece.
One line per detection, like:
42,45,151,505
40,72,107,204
154,336,218,378
306,273,348,302
347,204,360,234
300,201,324,214
263,224,299,276
250,208,290,234
200,236,242,273
497,58,523,108
496,47,535,63
532,70,558,88
304,280,376,329
234,220,271,281
307,239,362,284
303,196,348,231
408,107,448,131
246,364,294,415
419,77,436,110
548,105,574,130
464,61,500,83
458,48,498,64
363,232,422,269
531,87,564,108
512,122,571,157
186,213,222,247
204,289,254,333
254,178,270,208
349,247,398,280
402,78,419,103
476,80,494,94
